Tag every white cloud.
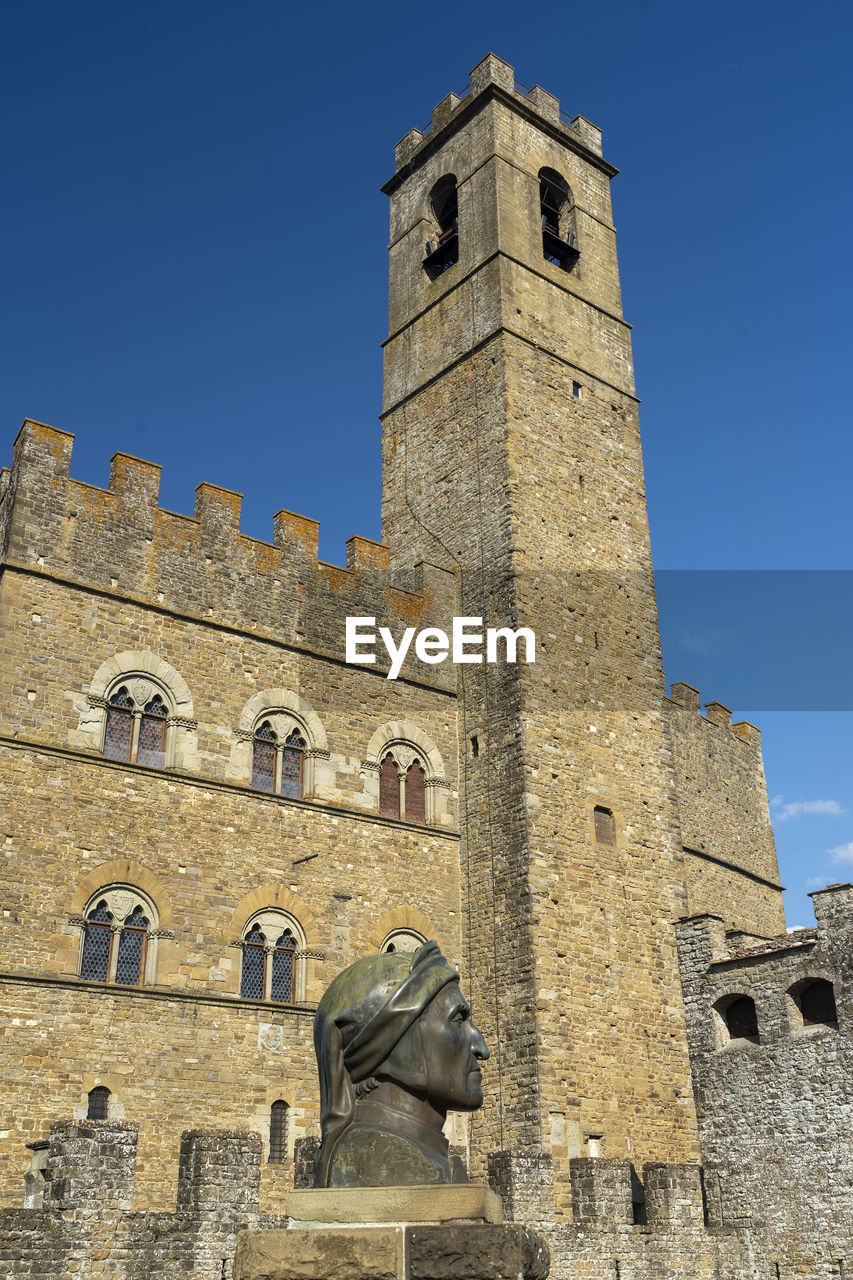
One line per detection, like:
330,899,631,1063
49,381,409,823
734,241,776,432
805,876,831,889
772,798,844,821
828,841,853,865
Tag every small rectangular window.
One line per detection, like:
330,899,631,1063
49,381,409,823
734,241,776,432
594,806,615,846
572,381,582,398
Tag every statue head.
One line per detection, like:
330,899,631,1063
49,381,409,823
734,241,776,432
313,941,488,1187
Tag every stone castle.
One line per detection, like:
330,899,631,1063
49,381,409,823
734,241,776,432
0,54,849,1279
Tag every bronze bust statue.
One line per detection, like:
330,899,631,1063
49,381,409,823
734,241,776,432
313,941,489,1187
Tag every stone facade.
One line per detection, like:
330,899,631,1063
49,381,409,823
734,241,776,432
677,884,853,1276
0,51,844,1280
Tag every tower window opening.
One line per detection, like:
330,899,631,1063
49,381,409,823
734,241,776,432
539,168,579,271
424,175,459,279
720,995,759,1042
572,381,582,398
795,978,838,1028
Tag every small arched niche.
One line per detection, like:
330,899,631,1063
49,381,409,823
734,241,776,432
714,993,759,1046
788,977,838,1032
423,174,459,279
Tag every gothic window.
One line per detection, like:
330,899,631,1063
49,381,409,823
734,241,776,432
137,696,168,768
594,806,616,846
78,887,157,986
424,174,459,278
405,762,426,825
87,1086,110,1120
271,929,297,1003
80,901,114,981
240,912,303,1003
280,730,306,800
792,978,838,1029
251,721,307,798
717,994,759,1042
252,722,277,792
102,683,171,769
240,923,267,999
539,167,578,271
269,1099,288,1164
379,754,400,819
114,905,149,986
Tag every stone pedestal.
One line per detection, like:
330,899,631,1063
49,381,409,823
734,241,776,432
233,1186,549,1280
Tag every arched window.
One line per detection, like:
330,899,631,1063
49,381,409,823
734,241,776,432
103,684,170,769
252,721,307,798
87,1086,110,1120
78,887,157,986
405,762,426,824
717,994,759,1042
269,1099,288,1164
252,722,277,792
792,978,838,1029
240,923,267,999
381,929,426,955
379,754,400,819
539,167,578,271
424,174,459,278
594,806,616,846
240,912,303,1003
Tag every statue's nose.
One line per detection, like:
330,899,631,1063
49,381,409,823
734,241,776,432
472,1027,490,1061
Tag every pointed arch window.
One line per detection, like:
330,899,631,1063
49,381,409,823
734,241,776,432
379,754,400,819
424,174,459,278
271,928,297,1003
78,888,157,986
240,913,304,1004
539,168,579,271
405,761,426,824
269,1100,288,1164
252,722,307,798
103,684,170,769
80,901,114,981
252,722,277,792
240,923,267,999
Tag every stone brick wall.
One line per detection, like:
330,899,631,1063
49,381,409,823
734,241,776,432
382,54,701,1219
676,884,853,1276
667,684,784,935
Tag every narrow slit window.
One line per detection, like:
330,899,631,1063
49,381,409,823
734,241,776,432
269,1100,288,1164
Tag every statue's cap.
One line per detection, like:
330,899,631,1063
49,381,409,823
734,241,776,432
312,941,458,1187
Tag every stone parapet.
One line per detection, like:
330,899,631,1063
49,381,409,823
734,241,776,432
0,420,457,687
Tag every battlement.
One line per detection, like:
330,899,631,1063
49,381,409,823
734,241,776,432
0,420,456,680
669,682,761,747
390,52,605,176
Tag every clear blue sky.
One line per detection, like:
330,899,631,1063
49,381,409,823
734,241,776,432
3,1,852,926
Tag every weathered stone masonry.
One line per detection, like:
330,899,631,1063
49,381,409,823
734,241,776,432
0,51,843,1280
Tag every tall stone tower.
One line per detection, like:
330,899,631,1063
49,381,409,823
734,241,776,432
381,55,700,1217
